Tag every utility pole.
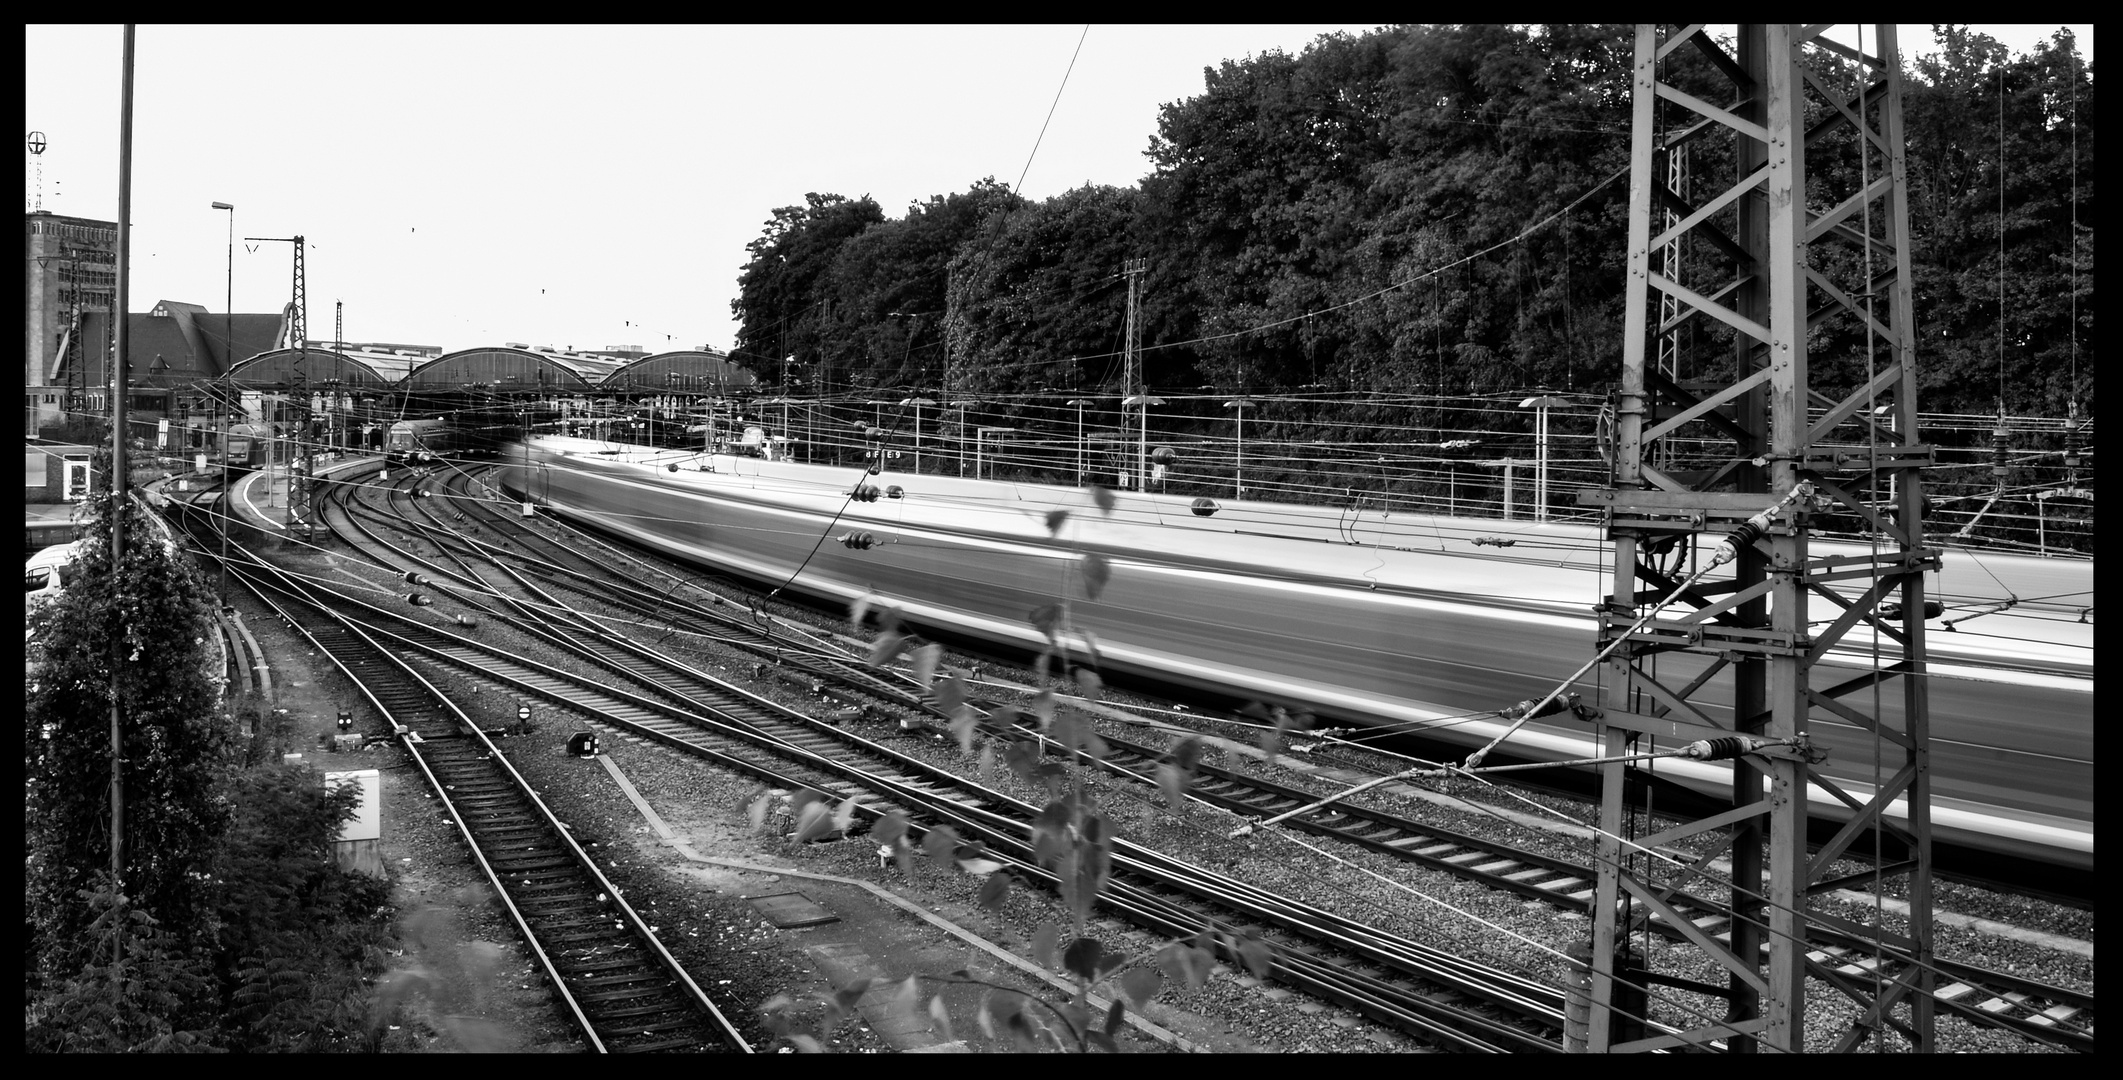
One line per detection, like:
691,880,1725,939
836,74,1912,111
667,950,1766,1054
246,234,308,536
1576,25,1934,1053
1121,258,1148,488
110,23,137,889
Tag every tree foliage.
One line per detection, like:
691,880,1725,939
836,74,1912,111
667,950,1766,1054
26,444,231,970
24,447,401,1051
727,24,2092,433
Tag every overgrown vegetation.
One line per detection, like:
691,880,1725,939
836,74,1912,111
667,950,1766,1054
25,440,401,1052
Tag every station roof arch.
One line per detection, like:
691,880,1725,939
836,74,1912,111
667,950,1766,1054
600,350,760,394
225,347,397,390
401,346,622,392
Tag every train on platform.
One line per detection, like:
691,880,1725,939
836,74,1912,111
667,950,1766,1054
499,435,2094,883
384,410,534,470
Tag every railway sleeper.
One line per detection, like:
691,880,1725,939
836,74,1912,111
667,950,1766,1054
586,1000,695,1021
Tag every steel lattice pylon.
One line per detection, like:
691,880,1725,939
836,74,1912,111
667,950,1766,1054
1579,25,1934,1052
286,236,311,537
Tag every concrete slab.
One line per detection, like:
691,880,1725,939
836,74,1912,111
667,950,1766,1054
748,891,840,929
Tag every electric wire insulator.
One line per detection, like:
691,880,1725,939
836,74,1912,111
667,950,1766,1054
1991,426,2011,479
1681,735,1770,760
1500,692,1579,721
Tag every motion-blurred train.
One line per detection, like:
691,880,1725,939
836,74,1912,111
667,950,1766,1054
384,412,525,469
501,435,2093,879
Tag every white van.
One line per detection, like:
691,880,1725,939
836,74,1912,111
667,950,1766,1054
25,541,84,613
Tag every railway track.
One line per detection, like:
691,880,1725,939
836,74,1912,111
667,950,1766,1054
170,499,752,1054
257,459,2093,1051
391,463,2098,1053
303,464,1578,1050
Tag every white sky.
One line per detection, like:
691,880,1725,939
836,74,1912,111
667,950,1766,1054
25,24,2091,358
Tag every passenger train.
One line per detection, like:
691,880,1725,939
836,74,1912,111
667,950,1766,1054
502,435,2093,877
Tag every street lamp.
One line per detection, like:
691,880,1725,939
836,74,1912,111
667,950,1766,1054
1223,398,1255,499
1518,394,1568,522
1065,398,1095,486
1123,394,1165,491
899,397,935,475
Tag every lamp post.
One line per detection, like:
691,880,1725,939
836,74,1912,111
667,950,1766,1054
1223,398,1254,499
1123,394,1165,491
1065,398,1094,486
1517,394,1567,522
899,397,934,475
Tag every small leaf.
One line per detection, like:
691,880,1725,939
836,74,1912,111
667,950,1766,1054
1074,667,1104,697
1155,762,1188,810
928,994,955,1043
949,704,980,754
921,824,960,863
1028,604,1061,639
789,1033,823,1053
1080,627,1104,672
829,796,857,834
977,740,996,787
1118,966,1162,1006
911,642,943,687
1062,936,1104,981
1171,735,1203,772
1032,921,1061,970
876,605,903,636
872,810,909,847
1103,998,1126,1037
932,675,966,718
1087,1030,1119,1053
1044,508,1069,535
832,979,872,1012
1090,484,1115,514
849,592,875,627
1259,725,1280,764
1080,552,1112,601
868,630,907,667
1236,935,1275,980
793,801,837,842
957,856,1004,877
976,868,1013,909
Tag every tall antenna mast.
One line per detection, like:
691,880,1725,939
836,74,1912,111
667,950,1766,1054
27,130,46,211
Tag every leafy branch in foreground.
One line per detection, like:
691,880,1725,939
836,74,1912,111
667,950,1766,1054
757,485,1279,1051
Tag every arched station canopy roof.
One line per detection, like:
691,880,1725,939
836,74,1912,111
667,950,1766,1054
602,350,760,394
224,347,398,390
401,346,624,392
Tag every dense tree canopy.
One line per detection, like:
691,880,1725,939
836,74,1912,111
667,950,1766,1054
727,24,2093,426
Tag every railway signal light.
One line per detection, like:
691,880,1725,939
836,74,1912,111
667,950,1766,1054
839,531,877,550
567,731,600,757
336,709,354,733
